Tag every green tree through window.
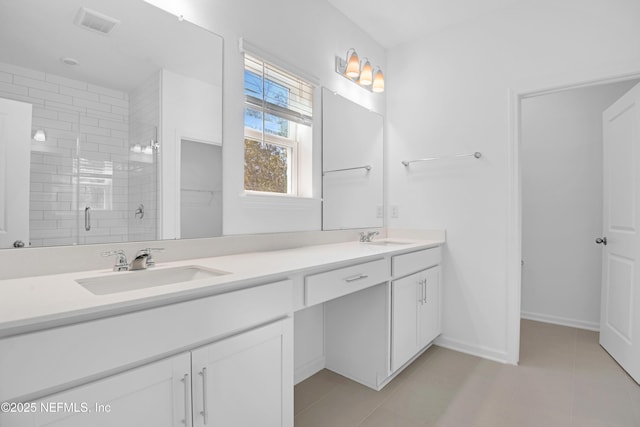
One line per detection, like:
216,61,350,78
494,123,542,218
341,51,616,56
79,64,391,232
244,139,288,193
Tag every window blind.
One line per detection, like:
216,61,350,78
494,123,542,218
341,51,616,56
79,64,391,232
244,54,313,127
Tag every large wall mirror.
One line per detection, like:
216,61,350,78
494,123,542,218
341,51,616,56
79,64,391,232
322,89,383,230
0,0,223,249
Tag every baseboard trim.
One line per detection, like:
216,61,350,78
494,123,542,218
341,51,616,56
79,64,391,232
435,336,510,364
294,355,325,385
521,311,600,331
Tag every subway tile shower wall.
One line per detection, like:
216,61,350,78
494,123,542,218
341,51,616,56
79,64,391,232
128,72,160,244
0,62,159,247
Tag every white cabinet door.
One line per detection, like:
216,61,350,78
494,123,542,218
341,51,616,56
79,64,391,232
391,271,423,372
419,266,441,347
391,266,442,373
191,319,293,427
1,353,191,427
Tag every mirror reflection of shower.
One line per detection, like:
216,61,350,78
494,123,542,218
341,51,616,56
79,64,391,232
128,124,160,243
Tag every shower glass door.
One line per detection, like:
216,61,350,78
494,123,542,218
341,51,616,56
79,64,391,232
28,111,159,247
75,122,159,246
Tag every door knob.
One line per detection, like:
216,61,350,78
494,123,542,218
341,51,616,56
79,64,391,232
595,237,607,245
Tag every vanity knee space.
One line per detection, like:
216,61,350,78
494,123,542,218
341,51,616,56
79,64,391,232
294,246,443,390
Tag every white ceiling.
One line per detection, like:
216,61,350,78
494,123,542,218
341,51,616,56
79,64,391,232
0,0,222,92
327,0,530,49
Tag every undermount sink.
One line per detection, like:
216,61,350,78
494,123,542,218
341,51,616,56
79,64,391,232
365,240,413,246
77,265,230,295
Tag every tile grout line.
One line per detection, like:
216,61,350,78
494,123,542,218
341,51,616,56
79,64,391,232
293,378,341,420
353,368,414,427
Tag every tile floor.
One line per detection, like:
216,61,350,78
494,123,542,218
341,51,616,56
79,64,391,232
294,320,640,426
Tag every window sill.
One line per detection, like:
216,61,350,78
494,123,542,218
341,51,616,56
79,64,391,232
238,191,321,210
240,190,316,199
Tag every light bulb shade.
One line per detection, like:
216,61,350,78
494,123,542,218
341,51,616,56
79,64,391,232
345,49,360,78
33,129,46,142
359,60,372,86
372,69,385,93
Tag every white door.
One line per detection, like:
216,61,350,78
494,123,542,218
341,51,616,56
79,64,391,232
600,82,640,383
0,98,31,249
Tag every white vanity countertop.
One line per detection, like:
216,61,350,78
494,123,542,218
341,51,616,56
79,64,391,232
0,238,443,338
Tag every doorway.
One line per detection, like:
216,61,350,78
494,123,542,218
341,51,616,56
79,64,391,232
520,79,640,332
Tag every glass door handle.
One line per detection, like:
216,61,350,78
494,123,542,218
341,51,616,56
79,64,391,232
85,206,91,231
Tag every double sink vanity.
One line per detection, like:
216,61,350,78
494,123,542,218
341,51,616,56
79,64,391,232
0,231,444,426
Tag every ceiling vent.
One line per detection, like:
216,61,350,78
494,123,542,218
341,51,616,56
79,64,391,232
74,7,120,35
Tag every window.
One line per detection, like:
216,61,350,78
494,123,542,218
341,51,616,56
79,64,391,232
243,54,313,195
75,158,113,211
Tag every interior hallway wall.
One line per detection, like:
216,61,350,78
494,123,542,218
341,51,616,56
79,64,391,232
521,80,639,330
387,0,640,362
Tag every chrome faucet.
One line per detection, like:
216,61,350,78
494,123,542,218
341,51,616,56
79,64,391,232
129,252,149,271
102,248,165,271
102,250,129,271
359,231,380,242
130,248,165,270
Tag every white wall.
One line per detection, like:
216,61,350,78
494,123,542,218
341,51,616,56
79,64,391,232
145,0,386,235
387,0,640,362
521,81,638,330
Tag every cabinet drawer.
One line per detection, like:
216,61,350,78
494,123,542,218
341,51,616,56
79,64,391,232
392,247,441,278
305,259,388,306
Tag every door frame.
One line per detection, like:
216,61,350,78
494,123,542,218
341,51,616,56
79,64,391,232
506,69,640,365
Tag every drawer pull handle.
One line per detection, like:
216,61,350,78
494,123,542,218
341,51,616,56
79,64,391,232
345,274,369,283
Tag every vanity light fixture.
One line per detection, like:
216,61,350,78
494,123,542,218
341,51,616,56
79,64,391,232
359,59,373,86
32,129,46,142
372,68,385,93
335,49,384,93
345,48,360,78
